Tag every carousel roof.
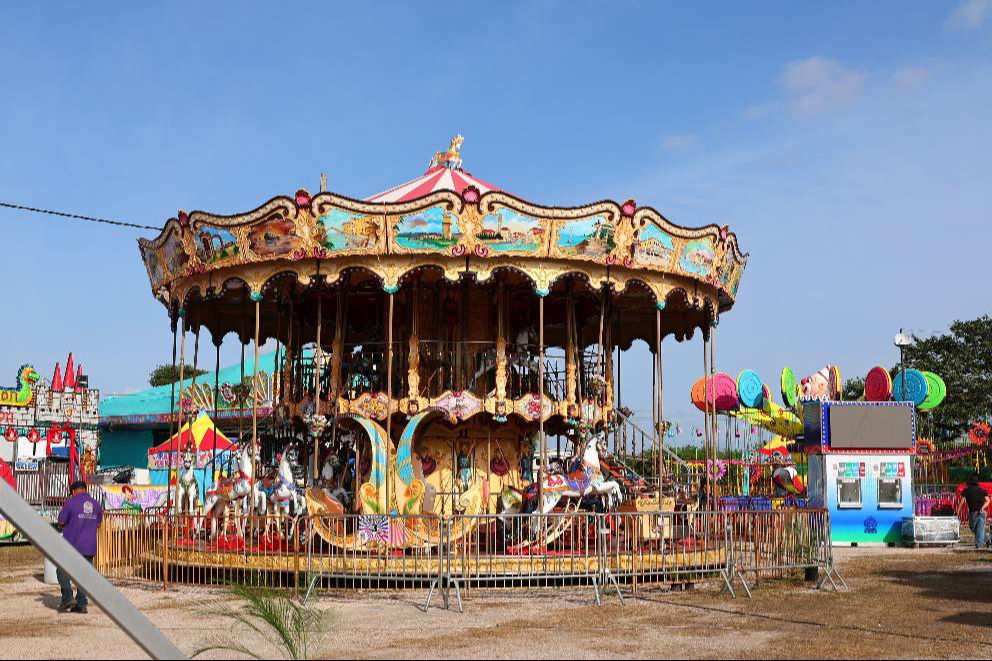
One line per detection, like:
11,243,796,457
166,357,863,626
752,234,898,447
366,165,501,203
137,134,749,347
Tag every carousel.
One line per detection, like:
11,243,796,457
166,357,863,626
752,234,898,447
131,135,748,583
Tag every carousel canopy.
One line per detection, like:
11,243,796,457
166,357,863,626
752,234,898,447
367,165,501,203
147,412,235,454
137,134,748,348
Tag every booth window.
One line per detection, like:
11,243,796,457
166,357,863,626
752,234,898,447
837,478,862,509
878,478,903,509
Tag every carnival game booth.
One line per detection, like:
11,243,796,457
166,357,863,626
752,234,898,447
805,401,915,545
106,135,781,593
147,412,237,510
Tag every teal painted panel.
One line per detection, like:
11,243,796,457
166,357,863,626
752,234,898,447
99,429,155,468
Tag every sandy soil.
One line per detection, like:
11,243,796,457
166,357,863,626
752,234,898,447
0,542,990,659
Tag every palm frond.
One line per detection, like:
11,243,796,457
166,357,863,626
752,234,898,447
191,583,327,660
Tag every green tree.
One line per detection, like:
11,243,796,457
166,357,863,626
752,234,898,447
902,315,992,438
148,363,208,387
842,377,865,401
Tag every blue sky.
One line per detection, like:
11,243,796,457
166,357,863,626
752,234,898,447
1,2,989,437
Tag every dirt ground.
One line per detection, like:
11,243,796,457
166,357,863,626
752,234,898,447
0,542,990,660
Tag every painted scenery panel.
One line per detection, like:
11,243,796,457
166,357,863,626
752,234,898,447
477,208,545,253
716,250,737,289
317,209,382,252
392,205,460,251
142,245,166,284
247,214,303,257
194,225,240,266
678,238,717,277
555,214,616,258
161,232,190,276
632,224,675,268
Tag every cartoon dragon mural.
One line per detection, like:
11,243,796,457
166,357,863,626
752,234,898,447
0,365,40,408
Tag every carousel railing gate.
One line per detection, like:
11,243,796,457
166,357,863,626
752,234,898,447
93,506,844,604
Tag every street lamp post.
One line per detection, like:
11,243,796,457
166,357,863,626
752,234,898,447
894,329,913,401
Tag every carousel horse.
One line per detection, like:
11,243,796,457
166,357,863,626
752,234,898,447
498,434,622,518
428,133,464,170
268,443,307,536
319,445,355,507
202,439,266,537
174,447,200,519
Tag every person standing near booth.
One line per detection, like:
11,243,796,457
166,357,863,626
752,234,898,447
56,480,103,613
962,476,990,549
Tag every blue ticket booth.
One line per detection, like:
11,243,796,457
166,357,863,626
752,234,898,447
804,401,915,545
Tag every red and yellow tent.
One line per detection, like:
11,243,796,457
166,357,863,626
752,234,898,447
148,412,235,455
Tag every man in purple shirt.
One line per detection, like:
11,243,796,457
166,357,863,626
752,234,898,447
56,480,103,613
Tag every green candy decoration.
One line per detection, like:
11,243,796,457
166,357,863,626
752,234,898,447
781,367,798,409
919,372,947,411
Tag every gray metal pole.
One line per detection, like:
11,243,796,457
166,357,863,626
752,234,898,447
0,480,185,660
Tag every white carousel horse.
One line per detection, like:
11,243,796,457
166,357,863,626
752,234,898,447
203,440,266,537
268,443,307,536
174,449,199,518
499,434,622,517
428,134,464,170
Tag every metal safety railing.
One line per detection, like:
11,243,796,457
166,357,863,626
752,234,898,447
12,460,72,513
94,507,845,608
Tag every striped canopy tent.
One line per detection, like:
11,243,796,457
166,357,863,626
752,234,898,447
148,412,235,455
367,166,502,203
147,412,237,497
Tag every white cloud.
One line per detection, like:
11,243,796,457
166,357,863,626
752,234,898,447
780,56,869,114
743,101,780,121
891,65,937,90
946,0,992,31
660,133,697,151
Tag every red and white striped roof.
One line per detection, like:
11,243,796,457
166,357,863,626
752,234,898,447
367,166,501,203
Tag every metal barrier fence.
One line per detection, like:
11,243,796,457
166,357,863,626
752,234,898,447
726,508,845,596
13,461,71,512
94,507,844,607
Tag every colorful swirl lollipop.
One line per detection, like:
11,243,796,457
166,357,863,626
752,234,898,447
737,370,764,409
919,372,946,411
864,366,892,402
892,369,929,407
781,367,798,409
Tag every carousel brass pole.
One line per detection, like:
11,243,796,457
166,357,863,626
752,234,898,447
656,305,663,504
172,311,187,517
710,319,718,503
286,295,294,405
167,309,178,444
211,337,221,494
239,290,246,450
313,291,323,483
191,319,201,393
703,329,710,509
386,291,395,513
274,294,283,431
537,294,546,510
252,296,261,503
190,317,200,498
328,289,344,491
616,308,623,459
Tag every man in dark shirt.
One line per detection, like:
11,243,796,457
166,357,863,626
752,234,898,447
962,476,990,549
56,480,103,613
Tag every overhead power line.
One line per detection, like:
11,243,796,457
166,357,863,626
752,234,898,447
0,201,161,231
